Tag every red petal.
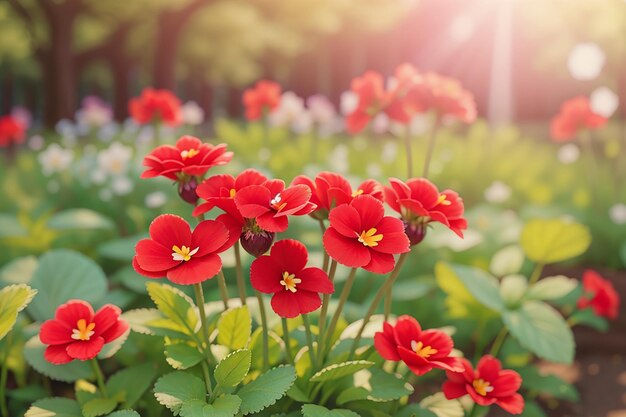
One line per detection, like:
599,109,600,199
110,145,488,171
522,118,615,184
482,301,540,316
372,217,410,254
496,393,525,414
270,239,308,275
66,337,105,361
467,384,497,406
323,228,370,268
393,316,422,349
215,213,243,252
256,212,289,233
278,185,312,215
44,344,73,364
55,300,94,327
328,204,361,237
93,305,122,338
420,329,454,358
351,195,384,230
167,254,222,285
398,346,432,376
135,239,178,272
492,370,522,397
235,185,271,218
374,323,401,361
297,267,334,294
250,256,284,294
270,291,300,318
132,257,166,279
406,178,440,208
191,220,229,256
40,320,72,345
175,135,203,151
442,381,468,400
236,169,268,189
293,290,322,316
476,355,502,381
363,251,395,274
149,214,192,250
100,320,129,344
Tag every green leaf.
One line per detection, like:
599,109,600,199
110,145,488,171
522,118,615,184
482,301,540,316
499,275,528,309
23,336,93,382
337,368,413,404
25,397,83,417
215,349,251,387
310,360,374,383
0,284,37,340
526,276,577,301
516,366,579,401
217,306,251,350
122,308,190,339
107,411,141,417
395,404,438,417
490,245,525,277
180,395,241,417
568,308,609,332
0,255,38,285
518,400,548,417
146,282,199,336
420,393,464,417
435,262,494,318
154,372,207,415
237,365,296,415
28,250,107,321
302,404,361,417
106,363,157,408
165,343,205,370
250,328,282,370
0,213,27,238
520,218,591,264
440,263,504,312
47,209,114,230
82,398,117,417
98,234,146,261
503,301,574,363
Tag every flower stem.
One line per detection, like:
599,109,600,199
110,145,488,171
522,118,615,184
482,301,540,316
318,219,329,272
90,359,108,397
217,270,230,310
193,283,215,396
384,287,392,321
255,290,270,371
422,115,441,178
302,314,319,370
404,126,413,178
322,268,357,361
489,327,508,357
348,253,409,360
0,333,12,417
201,361,214,398
281,318,294,365
528,263,544,285
234,242,247,306
316,260,337,364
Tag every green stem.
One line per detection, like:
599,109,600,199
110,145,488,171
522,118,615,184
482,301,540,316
384,286,392,321
234,242,247,305
489,327,508,357
255,290,270,371
579,129,601,205
201,361,214,398
0,333,12,417
322,268,357,359
528,263,544,285
193,283,216,396
348,253,409,360
90,359,108,397
302,314,319,370
316,260,337,364
318,219,329,272
217,270,230,310
404,126,414,178
422,115,441,178
281,318,294,365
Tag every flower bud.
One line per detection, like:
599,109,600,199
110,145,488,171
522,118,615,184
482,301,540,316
240,230,275,257
404,220,427,246
178,177,199,205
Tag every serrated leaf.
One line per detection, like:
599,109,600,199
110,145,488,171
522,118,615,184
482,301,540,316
0,284,37,340
395,404,438,417
47,209,114,230
23,336,93,382
82,398,117,417
503,301,574,363
0,255,38,284
310,360,374,382
107,411,141,417
215,349,251,387
180,395,241,417
420,392,464,417
25,397,83,417
237,365,296,415
154,372,207,415
302,404,361,417
337,368,413,404
146,282,199,336
520,218,591,264
165,343,204,370
28,250,107,321
218,306,251,350
526,276,577,301
106,363,157,408
250,328,282,370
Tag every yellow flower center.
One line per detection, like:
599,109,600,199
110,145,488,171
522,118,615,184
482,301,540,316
171,245,199,262
180,148,200,160
280,271,302,293
71,319,96,341
411,340,438,358
472,378,494,396
229,188,237,198
352,189,364,197
436,194,451,206
357,228,383,247
270,193,287,211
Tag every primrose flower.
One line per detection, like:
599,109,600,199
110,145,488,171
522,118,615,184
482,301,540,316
323,195,410,274
0,115,26,147
251,239,334,318
374,315,463,376
242,80,282,121
550,96,607,142
129,87,181,127
98,142,132,177
442,355,524,414
39,300,128,364
577,269,620,320
133,214,232,285
345,71,389,134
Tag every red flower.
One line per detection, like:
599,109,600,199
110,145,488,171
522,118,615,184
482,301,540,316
0,115,26,148
385,63,426,124
442,355,524,415
39,300,128,364
133,214,232,285
384,177,467,238
234,180,316,233
193,169,268,218
323,195,410,274
291,172,383,220
242,81,282,121
250,239,334,318
345,71,389,134
141,136,233,181
129,88,182,126
550,96,607,142
577,269,620,320
374,315,463,376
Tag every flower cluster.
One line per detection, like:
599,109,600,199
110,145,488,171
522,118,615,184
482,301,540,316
129,87,182,127
550,96,607,142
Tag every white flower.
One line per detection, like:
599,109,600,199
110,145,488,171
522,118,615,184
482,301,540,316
484,181,511,203
269,92,305,127
38,144,74,176
97,142,132,177
28,135,44,151
55,119,76,139
590,87,619,118
75,96,113,128
111,176,133,196
181,101,205,126
340,91,359,115
145,191,167,209
568,42,605,81
307,95,337,125
609,203,626,225
557,144,580,164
